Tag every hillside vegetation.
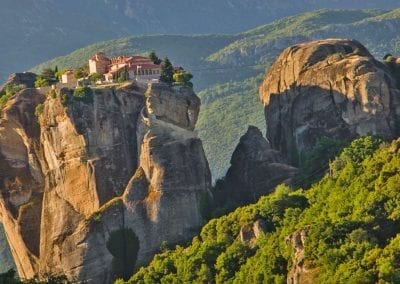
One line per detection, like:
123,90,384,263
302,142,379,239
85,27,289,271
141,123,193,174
123,136,400,283
31,9,400,179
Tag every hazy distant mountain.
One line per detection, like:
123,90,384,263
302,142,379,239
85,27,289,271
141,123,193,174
1,0,400,80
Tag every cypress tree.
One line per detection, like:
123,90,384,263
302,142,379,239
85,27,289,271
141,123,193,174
160,57,174,84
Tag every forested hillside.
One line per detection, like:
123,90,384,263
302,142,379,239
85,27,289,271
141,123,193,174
124,136,400,283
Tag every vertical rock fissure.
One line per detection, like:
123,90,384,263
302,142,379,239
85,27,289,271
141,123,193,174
114,90,135,180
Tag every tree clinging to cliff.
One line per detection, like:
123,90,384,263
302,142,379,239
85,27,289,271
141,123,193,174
160,57,174,84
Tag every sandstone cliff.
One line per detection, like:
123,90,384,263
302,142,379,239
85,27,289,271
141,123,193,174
0,82,210,282
259,39,400,163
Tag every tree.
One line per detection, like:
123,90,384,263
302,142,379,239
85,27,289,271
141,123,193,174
73,69,85,80
149,51,161,65
160,57,174,84
117,68,129,82
89,73,103,83
55,69,66,81
73,65,89,80
34,76,50,87
40,68,57,84
173,71,193,87
353,48,361,56
73,86,93,103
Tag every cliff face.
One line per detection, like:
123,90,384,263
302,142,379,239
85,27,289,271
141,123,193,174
259,39,400,163
0,72,37,92
0,82,210,282
221,126,297,204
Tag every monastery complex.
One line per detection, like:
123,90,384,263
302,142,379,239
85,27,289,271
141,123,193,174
89,52,161,82
59,52,184,87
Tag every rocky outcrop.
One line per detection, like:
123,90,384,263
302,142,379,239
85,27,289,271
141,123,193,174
259,39,400,163
220,126,297,204
286,226,318,284
239,219,268,244
0,73,37,92
0,82,211,282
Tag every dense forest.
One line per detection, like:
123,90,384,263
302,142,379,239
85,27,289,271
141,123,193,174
120,136,400,283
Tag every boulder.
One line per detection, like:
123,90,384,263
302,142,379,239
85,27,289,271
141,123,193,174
259,39,400,163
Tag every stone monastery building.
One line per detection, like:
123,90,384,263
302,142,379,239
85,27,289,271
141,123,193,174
89,52,161,82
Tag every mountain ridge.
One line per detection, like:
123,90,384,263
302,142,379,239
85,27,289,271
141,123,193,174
2,1,400,80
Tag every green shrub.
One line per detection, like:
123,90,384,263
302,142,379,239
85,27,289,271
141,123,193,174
173,71,193,87
73,65,89,80
73,86,93,103
353,47,362,56
383,53,393,61
384,55,396,63
34,104,44,118
0,268,73,283
0,84,26,110
61,93,70,106
34,76,50,87
117,69,129,83
89,72,102,83
47,89,57,99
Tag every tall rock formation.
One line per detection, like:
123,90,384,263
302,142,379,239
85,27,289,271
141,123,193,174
259,39,400,163
218,126,297,205
0,72,37,93
0,81,210,282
